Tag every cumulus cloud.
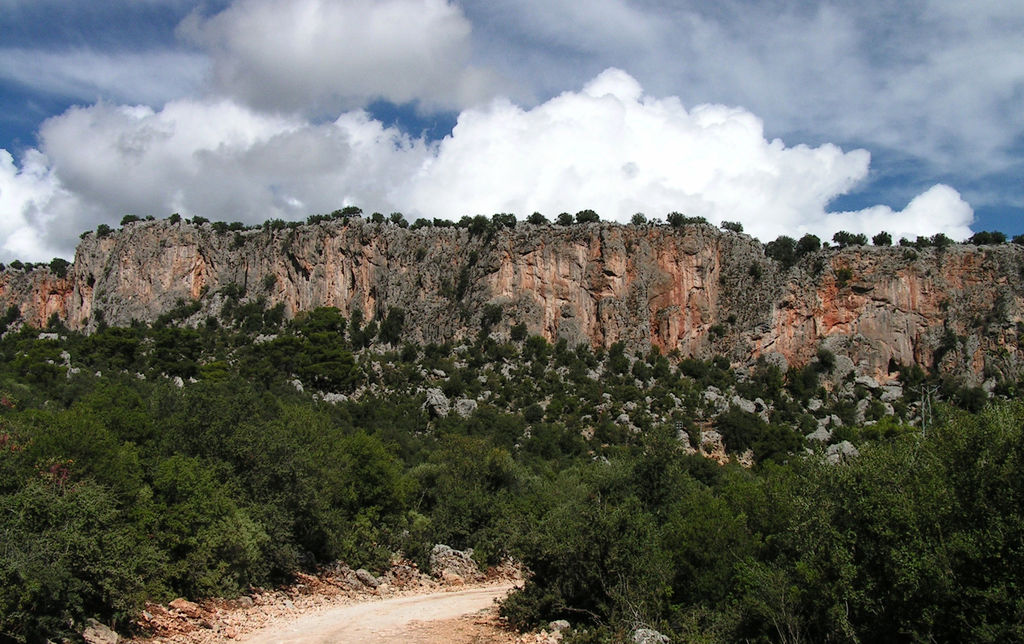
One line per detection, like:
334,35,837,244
0,98,432,261
465,0,1024,200
0,148,81,261
0,69,974,262
402,68,973,241
180,0,494,113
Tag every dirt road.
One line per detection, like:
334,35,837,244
239,583,518,644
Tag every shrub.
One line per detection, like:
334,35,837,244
796,233,821,255
835,267,853,287
968,230,1006,245
631,212,647,225
833,230,868,247
575,209,600,224
765,235,797,267
555,213,574,226
492,213,516,228
872,231,893,246
527,212,549,225
720,221,743,233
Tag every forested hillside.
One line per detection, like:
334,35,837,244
1,295,1022,642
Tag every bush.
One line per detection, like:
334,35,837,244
835,267,853,287
0,478,153,642
720,221,743,233
832,230,868,247
872,231,893,246
796,233,821,255
527,212,549,225
765,235,796,267
968,230,1006,245
575,209,600,224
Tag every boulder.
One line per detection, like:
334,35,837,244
354,568,380,588
429,544,481,582
82,619,119,644
826,440,860,464
423,388,450,417
454,398,478,418
633,627,670,644
806,426,831,443
731,395,757,414
168,598,202,618
549,620,571,633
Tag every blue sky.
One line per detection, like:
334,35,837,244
1,0,1022,261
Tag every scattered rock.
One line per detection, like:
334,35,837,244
826,440,860,464
354,569,379,589
807,398,823,411
429,544,482,582
82,618,119,644
423,388,450,417
633,627,670,644
806,427,831,443
290,378,304,393
454,398,478,418
737,449,755,468
549,619,571,633
168,597,203,618
731,395,756,414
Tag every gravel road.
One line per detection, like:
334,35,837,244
239,583,517,643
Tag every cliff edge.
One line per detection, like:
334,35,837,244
2,218,1022,382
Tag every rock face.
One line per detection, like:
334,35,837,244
3,218,1023,380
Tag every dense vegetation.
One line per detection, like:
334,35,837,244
1,296,1022,642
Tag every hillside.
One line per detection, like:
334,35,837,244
2,215,1023,384
2,216,1024,641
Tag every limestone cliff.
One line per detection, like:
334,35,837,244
3,218,1023,381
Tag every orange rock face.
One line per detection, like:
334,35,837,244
3,219,1022,381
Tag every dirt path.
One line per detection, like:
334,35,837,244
239,583,518,644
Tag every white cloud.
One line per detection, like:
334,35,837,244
0,69,974,263
0,48,208,106
402,68,971,241
465,1,1024,192
180,0,495,113
0,148,82,261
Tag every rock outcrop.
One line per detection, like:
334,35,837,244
3,218,1023,381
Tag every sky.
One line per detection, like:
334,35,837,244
1,0,1022,262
